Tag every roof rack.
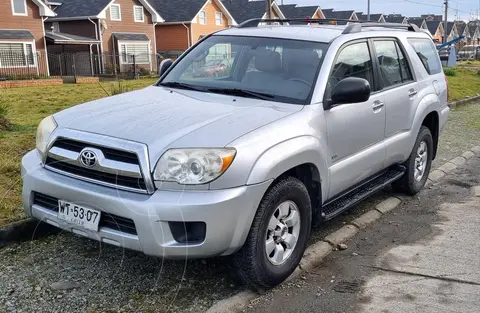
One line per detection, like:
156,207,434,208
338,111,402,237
237,18,421,34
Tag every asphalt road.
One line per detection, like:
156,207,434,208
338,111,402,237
245,155,480,313
0,103,478,313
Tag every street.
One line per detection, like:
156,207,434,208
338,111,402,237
245,154,480,313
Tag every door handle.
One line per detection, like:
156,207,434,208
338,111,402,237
408,89,418,97
372,101,384,112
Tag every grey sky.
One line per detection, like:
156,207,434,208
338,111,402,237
280,0,480,21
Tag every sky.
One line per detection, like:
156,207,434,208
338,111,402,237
281,0,480,21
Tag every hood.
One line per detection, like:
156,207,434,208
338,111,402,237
54,86,303,163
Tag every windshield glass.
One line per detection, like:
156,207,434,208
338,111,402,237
159,35,328,104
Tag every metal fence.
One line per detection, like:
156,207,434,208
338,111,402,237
0,51,160,81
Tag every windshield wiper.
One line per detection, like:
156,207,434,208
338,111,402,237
159,82,208,92
207,88,275,101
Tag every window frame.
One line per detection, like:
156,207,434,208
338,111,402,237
11,0,27,16
118,41,151,65
110,4,122,21
407,37,442,76
0,41,37,68
133,5,144,22
215,12,223,26
199,11,207,25
370,38,416,91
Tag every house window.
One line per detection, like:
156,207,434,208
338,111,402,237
120,43,150,64
215,12,223,26
110,4,121,21
134,6,144,22
199,11,206,25
12,0,27,16
52,22,60,32
0,42,35,67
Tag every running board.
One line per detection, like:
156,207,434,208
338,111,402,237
318,166,405,223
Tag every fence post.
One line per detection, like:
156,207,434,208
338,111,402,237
59,55,63,77
73,54,77,80
132,54,136,79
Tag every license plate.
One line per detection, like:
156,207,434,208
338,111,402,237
58,200,101,232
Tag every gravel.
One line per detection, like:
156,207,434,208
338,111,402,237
1,103,478,313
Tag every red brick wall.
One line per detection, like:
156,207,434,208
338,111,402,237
0,78,63,88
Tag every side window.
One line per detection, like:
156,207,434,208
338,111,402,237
374,40,413,88
407,38,442,75
328,42,374,97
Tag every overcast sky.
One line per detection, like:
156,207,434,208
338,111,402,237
280,0,480,21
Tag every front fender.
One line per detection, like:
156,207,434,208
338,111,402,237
247,136,329,201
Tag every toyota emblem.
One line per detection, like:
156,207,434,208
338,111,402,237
80,149,97,168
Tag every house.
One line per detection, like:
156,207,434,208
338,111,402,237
151,0,236,55
0,0,55,77
322,9,358,25
222,0,286,25
384,14,407,24
279,4,325,21
357,13,385,23
407,17,428,30
455,21,470,45
425,20,444,43
421,14,443,22
45,0,162,75
445,21,458,42
468,20,480,44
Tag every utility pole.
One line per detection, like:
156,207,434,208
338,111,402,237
367,0,371,21
444,0,448,44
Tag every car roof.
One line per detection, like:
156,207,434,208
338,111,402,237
215,24,430,43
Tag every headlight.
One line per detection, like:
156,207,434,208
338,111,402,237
154,148,236,185
36,115,57,155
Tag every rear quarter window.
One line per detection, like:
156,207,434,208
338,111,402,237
407,38,442,75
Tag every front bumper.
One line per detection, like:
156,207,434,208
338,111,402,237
21,150,271,259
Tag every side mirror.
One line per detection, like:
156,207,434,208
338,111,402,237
328,77,371,108
159,59,173,77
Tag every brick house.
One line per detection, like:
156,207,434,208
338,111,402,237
0,0,55,77
151,0,236,55
45,0,162,75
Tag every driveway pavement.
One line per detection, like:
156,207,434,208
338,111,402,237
246,155,480,313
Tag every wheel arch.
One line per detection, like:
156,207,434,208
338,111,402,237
421,111,440,160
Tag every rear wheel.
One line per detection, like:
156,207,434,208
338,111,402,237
393,126,433,195
232,177,311,289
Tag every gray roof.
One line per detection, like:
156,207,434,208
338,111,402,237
408,18,425,28
426,21,441,35
49,0,112,19
113,33,149,41
446,21,455,36
222,0,270,24
150,0,207,23
279,5,319,19
455,22,467,36
322,9,354,25
384,15,406,23
0,29,34,40
45,31,100,44
358,13,383,22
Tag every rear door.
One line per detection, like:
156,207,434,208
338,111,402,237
325,40,386,199
371,38,418,167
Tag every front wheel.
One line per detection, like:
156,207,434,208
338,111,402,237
393,126,433,195
232,177,312,289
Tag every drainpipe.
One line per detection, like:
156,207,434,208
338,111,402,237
88,18,103,73
153,22,157,72
182,23,191,48
42,17,49,76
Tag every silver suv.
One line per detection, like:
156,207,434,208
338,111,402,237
22,19,449,289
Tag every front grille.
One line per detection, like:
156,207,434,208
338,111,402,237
33,193,137,235
52,138,139,164
46,157,147,190
46,138,147,192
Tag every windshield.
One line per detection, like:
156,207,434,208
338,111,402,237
159,35,328,104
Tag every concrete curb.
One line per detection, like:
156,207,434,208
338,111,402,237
206,145,480,313
448,95,480,108
0,218,59,248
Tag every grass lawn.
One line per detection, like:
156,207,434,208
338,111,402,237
446,67,480,102
0,78,157,226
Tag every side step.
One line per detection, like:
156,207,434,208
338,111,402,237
319,166,405,223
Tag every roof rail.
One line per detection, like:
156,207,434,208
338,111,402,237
237,18,421,33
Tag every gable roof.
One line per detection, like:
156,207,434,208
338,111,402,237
322,9,355,25
408,18,425,28
279,5,320,19
446,21,456,36
48,0,162,22
150,0,234,24
221,0,284,24
32,0,56,17
384,14,406,23
426,20,442,35
455,21,468,36
357,13,383,22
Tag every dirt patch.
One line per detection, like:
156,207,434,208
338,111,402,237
0,116,12,131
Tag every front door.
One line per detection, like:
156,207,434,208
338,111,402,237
325,40,386,199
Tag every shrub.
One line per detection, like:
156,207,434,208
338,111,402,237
110,80,130,96
139,67,150,76
0,102,12,131
444,68,457,76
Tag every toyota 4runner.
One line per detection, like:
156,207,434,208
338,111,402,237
22,19,449,289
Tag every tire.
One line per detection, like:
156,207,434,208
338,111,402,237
393,126,433,195
232,177,312,289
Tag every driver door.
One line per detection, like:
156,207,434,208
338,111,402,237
325,40,386,199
